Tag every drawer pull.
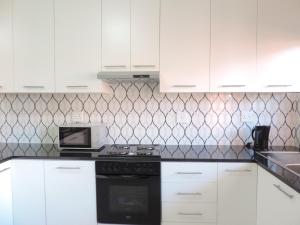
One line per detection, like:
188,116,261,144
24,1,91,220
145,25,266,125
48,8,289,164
104,65,127,68
177,192,202,196
273,184,294,199
178,212,203,216
0,167,10,174
66,85,88,88
172,85,197,88
225,169,252,172
266,85,292,88
56,167,81,170
176,172,203,175
133,65,156,68
23,85,45,89
220,85,246,88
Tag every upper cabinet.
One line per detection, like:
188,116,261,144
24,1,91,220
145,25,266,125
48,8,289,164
55,0,109,93
101,0,159,74
131,0,160,72
13,0,55,93
257,0,300,92
102,0,131,72
210,0,258,92
160,0,210,92
0,0,14,92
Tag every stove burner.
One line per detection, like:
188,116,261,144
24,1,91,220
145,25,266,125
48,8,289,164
106,145,158,156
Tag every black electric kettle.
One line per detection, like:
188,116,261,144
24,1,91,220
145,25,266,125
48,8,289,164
251,126,271,150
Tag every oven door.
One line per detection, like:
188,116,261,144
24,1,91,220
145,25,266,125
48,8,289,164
59,127,91,148
96,174,161,225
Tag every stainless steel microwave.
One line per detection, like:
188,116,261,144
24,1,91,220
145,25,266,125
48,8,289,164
58,123,108,149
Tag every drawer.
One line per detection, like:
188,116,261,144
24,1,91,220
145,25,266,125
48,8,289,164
162,181,217,202
162,162,217,182
218,163,257,177
162,202,217,223
162,223,216,225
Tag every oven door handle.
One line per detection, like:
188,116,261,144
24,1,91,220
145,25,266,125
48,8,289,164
96,175,153,179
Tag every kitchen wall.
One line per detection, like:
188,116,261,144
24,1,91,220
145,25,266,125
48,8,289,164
0,81,299,147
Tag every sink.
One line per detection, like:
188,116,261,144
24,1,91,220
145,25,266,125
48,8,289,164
286,164,300,175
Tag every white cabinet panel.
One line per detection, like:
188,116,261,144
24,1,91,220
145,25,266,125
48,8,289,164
45,160,97,225
12,160,46,225
131,0,160,72
257,166,300,225
102,0,130,72
13,0,55,92
211,0,257,92
55,0,108,93
257,0,300,92
160,0,210,92
0,161,13,225
218,163,257,225
0,0,14,92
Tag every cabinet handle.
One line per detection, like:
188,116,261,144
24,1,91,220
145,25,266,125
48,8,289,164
56,167,81,170
178,212,203,216
176,192,202,196
225,169,252,172
220,85,246,88
172,85,197,88
273,184,294,199
176,172,203,175
266,85,292,88
133,65,156,68
103,65,127,68
66,85,88,88
23,85,45,89
0,167,10,174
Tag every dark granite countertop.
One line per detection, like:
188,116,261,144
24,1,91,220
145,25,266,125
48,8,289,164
0,143,299,193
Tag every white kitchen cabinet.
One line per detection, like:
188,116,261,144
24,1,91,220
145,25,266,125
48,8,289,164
101,0,131,72
13,0,55,93
218,163,257,225
160,0,210,92
257,166,300,225
0,0,14,92
12,160,46,225
55,0,109,93
0,161,13,225
45,160,97,225
257,0,300,92
131,0,160,72
211,0,257,92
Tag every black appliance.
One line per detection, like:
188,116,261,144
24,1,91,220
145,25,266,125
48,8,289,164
251,125,271,150
95,145,161,225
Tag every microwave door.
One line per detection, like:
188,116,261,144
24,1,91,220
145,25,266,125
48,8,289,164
60,128,91,148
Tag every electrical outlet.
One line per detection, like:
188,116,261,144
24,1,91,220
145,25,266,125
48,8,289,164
71,111,84,123
241,111,253,123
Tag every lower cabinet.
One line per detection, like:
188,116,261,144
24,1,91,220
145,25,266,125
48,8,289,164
0,161,13,225
257,166,300,225
218,163,257,225
44,160,97,225
12,160,46,225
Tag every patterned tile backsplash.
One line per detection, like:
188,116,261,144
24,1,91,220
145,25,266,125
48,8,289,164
0,81,299,146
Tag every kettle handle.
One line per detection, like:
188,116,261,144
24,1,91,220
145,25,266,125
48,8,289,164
251,128,255,140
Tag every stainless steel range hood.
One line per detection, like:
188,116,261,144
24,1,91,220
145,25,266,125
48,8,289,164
97,71,159,82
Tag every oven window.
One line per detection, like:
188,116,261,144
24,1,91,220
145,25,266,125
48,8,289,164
59,127,91,148
109,185,148,213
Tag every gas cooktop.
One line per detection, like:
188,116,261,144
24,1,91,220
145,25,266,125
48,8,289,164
60,144,161,159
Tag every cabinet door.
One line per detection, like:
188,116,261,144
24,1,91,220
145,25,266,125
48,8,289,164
257,167,300,225
211,0,257,92
55,0,108,93
160,0,210,92
45,161,97,225
12,160,46,225
0,161,13,225
102,0,130,72
0,0,14,92
257,0,300,92
131,0,159,72
218,163,257,225
13,0,55,93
